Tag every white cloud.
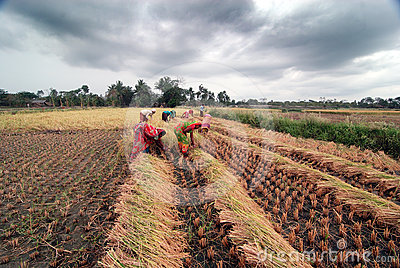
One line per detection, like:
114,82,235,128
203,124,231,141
1,0,400,101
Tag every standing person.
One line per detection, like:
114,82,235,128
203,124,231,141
162,110,171,122
140,109,156,122
174,121,202,156
200,104,205,117
130,122,166,160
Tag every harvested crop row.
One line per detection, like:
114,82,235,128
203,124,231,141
168,148,311,268
200,131,400,267
102,150,246,267
211,117,400,175
159,149,248,267
215,179,312,268
101,154,188,267
211,120,400,203
112,124,310,268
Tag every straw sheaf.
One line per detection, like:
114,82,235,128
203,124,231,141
101,154,188,267
213,116,400,174
214,119,400,193
213,118,400,199
192,149,310,267
279,157,400,232
209,130,400,232
215,181,312,268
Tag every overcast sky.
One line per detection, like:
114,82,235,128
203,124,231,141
1,0,400,101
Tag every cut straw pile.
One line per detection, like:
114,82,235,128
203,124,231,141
210,130,400,232
197,149,312,267
216,185,312,267
101,154,188,267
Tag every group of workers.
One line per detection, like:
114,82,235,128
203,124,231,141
130,107,211,160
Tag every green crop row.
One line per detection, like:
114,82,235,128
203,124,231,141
209,108,400,159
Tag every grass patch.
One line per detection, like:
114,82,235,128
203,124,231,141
209,108,400,159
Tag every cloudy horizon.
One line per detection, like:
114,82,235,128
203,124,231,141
1,0,400,102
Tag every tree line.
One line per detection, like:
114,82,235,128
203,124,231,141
235,97,400,109
1,78,400,109
0,76,234,108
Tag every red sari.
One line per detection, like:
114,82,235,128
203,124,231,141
130,123,163,160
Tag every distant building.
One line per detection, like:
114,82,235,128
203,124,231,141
31,100,50,107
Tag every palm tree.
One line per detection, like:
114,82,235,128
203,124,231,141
107,81,129,107
188,87,195,101
49,88,58,107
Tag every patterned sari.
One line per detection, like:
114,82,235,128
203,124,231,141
174,121,201,154
182,109,194,118
130,123,163,160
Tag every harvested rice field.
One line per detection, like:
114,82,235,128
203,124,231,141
1,107,399,267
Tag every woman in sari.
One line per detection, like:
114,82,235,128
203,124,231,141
174,121,202,156
181,109,194,118
200,114,212,133
130,122,166,160
162,110,171,122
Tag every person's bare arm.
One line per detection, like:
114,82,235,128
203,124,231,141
190,132,195,146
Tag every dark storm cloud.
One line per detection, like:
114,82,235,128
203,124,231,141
250,1,400,71
3,0,262,72
3,0,143,70
2,0,400,98
5,0,135,39
148,0,263,33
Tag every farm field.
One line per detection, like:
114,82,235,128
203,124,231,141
284,112,400,128
216,107,400,128
1,107,400,267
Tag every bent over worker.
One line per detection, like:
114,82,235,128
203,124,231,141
181,109,194,118
162,110,171,122
174,121,202,156
130,122,166,160
140,109,156,122
200,114,212,133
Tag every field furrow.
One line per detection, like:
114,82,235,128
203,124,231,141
199,129,400,267
0,130,128,267
210,118,400,204
211,117,400,175
104,144,310,267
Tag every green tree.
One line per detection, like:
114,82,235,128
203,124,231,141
154,76,180,93
158,86,187,108
88,93,105,107
49,88,58,107
197,84,208,101
12,92,37,107
217,90,231,105
63,91,77,107
132,79,156,107
77,85,90,108
0,89,8,106
187,87,195,101
106,81,134,107
36,90,44,98
196,84,215,104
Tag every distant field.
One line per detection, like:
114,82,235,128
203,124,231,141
304,109,400,115
0,107,189,132
286,111,400,128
